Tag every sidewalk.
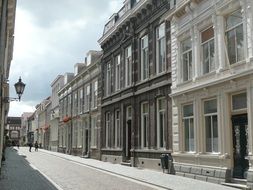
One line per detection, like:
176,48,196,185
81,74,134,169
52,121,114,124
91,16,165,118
0,147,58,190
32,148,237,190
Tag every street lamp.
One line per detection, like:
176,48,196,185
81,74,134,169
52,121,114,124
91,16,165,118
3,77,26,102
14,77,26,101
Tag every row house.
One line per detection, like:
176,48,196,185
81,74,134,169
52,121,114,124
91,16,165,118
36,97,51,149
0,0,17,166
20,112,33,145
170,0,253,187
98,0,173,170
50,75,64,152
58,50,102,159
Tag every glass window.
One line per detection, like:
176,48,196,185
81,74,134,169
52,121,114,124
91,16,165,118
141,102,149,148
204,99,218,153
183,104,194,152
92,80,98,109
106,63,111,96
226,10,244,64
156,23,166,74
115,110,121,148
201,27,215,74
105,112,111,148
141,35,149,80
157,98,166,148
232,92,247,111
115,55,121,91
91,116,97,148
125,46,132,87
181,38,192,81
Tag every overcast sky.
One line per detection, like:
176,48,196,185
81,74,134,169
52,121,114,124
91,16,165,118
8,0,122,116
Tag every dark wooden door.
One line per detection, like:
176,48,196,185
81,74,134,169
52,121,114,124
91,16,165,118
232,114,249,179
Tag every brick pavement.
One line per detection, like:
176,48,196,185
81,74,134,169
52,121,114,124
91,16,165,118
0,147,58,190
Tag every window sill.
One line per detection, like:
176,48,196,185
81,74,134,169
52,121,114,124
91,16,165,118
229,60,246,68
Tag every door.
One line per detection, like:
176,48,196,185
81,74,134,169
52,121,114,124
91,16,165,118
125,120,131,161
232,114,249,179
84,129,89,155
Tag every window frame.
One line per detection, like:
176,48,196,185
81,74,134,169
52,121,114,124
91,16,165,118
181,38,192,82
141,102,149,148
203,98,218,153
125,45,132,87
156,22,166,74
182,103,195,152
115,110,121,148
157,97,166,149
115,54,121,91
141,35,149,81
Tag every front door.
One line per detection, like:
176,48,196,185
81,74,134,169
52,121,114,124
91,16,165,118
232,114,249,179
125,120,131,161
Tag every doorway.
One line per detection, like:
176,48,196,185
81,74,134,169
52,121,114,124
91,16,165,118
231,114,249,179
125,120,131,161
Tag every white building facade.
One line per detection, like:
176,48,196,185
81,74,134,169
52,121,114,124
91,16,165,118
170,0,253,186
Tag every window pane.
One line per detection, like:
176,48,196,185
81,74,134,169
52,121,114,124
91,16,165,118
184,120,189,151
183,104,193,117
227,30,236,64
232,93,247,110
236,24,244,62
201,27,214,43
226,10,243,30
209,40,215,71
205,116,212,152
212,115,218,152
203,43,209,74
182,38,191,52
204,99,217,114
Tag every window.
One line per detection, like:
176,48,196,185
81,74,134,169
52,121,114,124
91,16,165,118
181,38,192,81
72,91,78,116
77,120,83,147
141,35,149,80
226,10,244,64
92,80,98,109
115,110,121,148
91,116,97,148
106,63,111,96
84,85,90,112
105,112,111,148
232,92,247,111
125,46,132,87
156,23,166,74
67,95,71,116
204,99,218,153
183,104,194,152
115,55,121,91
201,27,215,74
72,120,78,148
78,88,83,114
141,102,149,148
157,98,166,148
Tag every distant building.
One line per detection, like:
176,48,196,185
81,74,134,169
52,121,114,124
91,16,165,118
6,117,21,146
50,75,64,152
20,112,33,145
58,50,102,159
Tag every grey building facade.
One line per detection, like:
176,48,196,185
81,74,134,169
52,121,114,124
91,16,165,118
99,0,173,170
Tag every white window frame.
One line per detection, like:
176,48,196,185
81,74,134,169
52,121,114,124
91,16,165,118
182,104,195,152
141,102,149,148
91,116,97,148
115,54,121,91
201,27,215,74
181,38,192,82
225,10,244,65
231,92,247,113
204,99,218,153
115,110,121,148
105,112,111,148
106,63,111,96
125,45,132,87
92,80,98,109
157,97,166,149
156,22,166,74
141,35,149,81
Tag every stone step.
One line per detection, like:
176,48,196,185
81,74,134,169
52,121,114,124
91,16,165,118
121,162,132,167
221,182,250,190
231,178,247,185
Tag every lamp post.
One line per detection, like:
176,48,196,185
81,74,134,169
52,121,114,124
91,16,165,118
3,77,26,102
14,77,26,101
